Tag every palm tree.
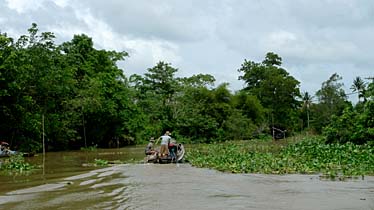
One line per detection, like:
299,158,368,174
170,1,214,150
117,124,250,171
302,91,313,129
351,76,366,102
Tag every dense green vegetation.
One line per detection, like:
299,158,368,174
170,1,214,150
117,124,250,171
1,24,373,156
0,153,33,172
186,136,374,177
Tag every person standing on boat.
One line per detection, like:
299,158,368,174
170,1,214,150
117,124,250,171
168,138,177,162
159,131,171,157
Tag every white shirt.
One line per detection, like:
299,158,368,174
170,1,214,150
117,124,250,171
160,135,171,145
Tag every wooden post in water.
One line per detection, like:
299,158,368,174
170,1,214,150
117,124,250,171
42,114,45,178
82,106,87,148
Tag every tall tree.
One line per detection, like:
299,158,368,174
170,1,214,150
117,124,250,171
61,34,133,147
302,91,313,129
0,23,67,152
238,52,301,132
0,24,137,151
313,73,349,133
173,85,218,142
144,61,178,103
131,61,179,134
316,73,347,107
351,76,366,102
178,73,215,88
366,78,374,101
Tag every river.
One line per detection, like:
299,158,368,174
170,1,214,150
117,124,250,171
0,147,373,210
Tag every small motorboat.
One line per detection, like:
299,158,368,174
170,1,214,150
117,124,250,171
0,141,16,157
0,141,34,158
145,140,185,164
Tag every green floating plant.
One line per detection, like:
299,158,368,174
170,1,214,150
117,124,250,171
186,136,374,177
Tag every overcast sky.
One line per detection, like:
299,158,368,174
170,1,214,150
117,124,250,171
1,0,374,101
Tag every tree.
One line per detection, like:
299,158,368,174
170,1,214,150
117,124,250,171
61,34,133,148
128,61,180,138
145,61,178,126
178,73,215,88
366,78,374,101
232,91,265,125
313,73,350,133
0,23,66,152
238,52,301,133
302,91,314,129
316,73,347,105
173,85,218,142
0,24,137,151
144,61,178,102
323,100,374,144
351,76,366,102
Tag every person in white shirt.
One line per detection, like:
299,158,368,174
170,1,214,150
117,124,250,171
159,131,171,157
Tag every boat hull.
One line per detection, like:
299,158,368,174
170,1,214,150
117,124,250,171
146,143,185,163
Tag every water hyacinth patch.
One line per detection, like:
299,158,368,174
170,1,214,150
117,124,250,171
0,153,33,172
186,136,374,177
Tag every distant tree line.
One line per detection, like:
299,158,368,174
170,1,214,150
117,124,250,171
1,24,373,152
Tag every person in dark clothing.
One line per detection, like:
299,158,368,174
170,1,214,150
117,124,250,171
168,139,178,161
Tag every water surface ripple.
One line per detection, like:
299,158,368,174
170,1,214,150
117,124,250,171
1,163,373,210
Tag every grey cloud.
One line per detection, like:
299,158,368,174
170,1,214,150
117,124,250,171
1,0,373,99
1,1,81,42
211,1,374,94
0,3,31,36
286,1,374,29
74,0,219,42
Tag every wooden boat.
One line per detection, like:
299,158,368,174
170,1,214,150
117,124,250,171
0,141,34,158
145,142,185,164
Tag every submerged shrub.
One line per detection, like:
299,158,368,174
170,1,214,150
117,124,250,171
94,159,108,166
0,154,33,171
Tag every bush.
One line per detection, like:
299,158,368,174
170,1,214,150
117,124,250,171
323,101,374,144
0,154,33,171
94,159,108,166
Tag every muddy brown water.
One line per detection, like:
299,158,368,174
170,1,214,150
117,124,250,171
0,146,373,210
